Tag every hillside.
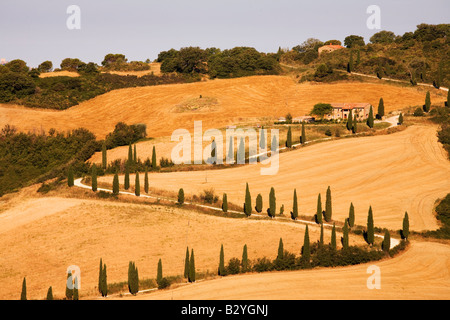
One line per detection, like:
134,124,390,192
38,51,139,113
0,76,445,139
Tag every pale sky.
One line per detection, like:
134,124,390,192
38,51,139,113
0,0,448,67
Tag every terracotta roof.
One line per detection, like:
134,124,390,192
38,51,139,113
331,103,371,109
320,45,344,49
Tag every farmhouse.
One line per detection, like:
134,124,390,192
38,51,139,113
318,44,344,55
328,103,372,120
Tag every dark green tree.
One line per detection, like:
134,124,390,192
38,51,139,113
128,143,133,164
342,221,349,250
255,193,263,213
46,286,53,300
424,91,431,112
242,244,249,272
402,212,410,240
301,225,311,268
325,186,332,222
178,188,184,205
348,203,355,228
113,173,119,195
102,142,107,169
398,112,404,125
157,259,163,285
65,271,73,300
347,51,353,73
21,277,27,300
244,183,252,216
101,264,107,297
286,126,292,148
377,98,385,118
91,164,97,192
352,114,358,133
222,193,228,213
151,146,157,170
218,244,225,276
301,122,306,145
268,187,276,218
184,247,190,278
144,170,149,193
67,167,74,187
124,166,130,190
98,258,103,294
367,106,374,128
128,261,139,295
319,223,324,248
316,193,323,224
291,189,298,220
135,171,140,196
238,137,245,164
189,249,196,283
73,277,79,300
346,109,353,131
366,206,375,246
133,144,137,163
382,229,391,253
277,238,284,260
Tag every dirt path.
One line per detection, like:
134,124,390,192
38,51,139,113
123,241,450,300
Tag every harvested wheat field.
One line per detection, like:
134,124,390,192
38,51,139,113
0,76,445,138
102,125,450,232
128,241,450,300
0,194,360,300
103,63,161,77
39,70,80,78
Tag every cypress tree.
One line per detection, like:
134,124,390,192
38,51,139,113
135,171,140,196
222,193,228,213
346,109,353,131
237,137,245,164
268,187,276,218
218,244,225,276
67,167,74,187
342,221,349,250
255,193,263,213
134,263,139,293
301,225,311,267
244,183,252,216
325,186,332,222
98,258,103,294
46,286,53,300
151,146,157,170
291,189,298,220
271,134,278,153
279,204,284,215
316,193,323,224
424,91,431,112
73,277,79,300
285,126,292,148
112,173,119,195
157,259,163,285
178,188,184,205
352,115,358,134
184,247,190,278
402,212,410,240
301,122,306,144
347,50,353,73
319,223,324,248
398,112,404,125
124,166,130,190
331,223,336,251
128,144,133,164
378,98,385,118
227,136,234,163
367,206,375,246
21,277,27,300
91,164,97,192
144,169,149,193
259,128,266,150
102,142,107,170
65,271,73,300
348,203,355,228
133,144,137,163
382,229,391,253
189,249,196,283
242,244,248,272
128,261,139,295
277,238,284,260
101,264,107,297
367,106,374,128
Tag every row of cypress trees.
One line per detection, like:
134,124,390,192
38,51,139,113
285,123,307,148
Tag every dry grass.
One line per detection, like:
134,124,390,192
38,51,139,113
0,76,445,139
39,71,80,78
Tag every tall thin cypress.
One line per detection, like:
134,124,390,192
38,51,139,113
218,245,225,276
189,249,196,283
367,106,374,128
73,277,79,300
342,221,349,250
46,286,53,300
178,188,184,205
301,225,311,267
157,259,163,285
277,238,284,260
352,114,358,133
348,203,355,228
319,223,324,248
316,193,323,224
65,271,73,300
128,143,133,164
402,212,409,240
291,189,298,220
151,146,157,170
133,144,137,163
382,229,391,253
255,193,263,213
301,122,306,145
98,258,103,294
398,112,404,125
424,91,431,112
21,277,27,300
227,136,234,163
325,186,332,222
144,169,149,193
347,109,353,131
268,187,276,218
113,173,119,195
101,264,107,297
244,183,252,216
237,137,245,164
91,164,97,192
222,193,228,213
367,206,375,246
331,223,337,250
102,142,107,169
242,244,248,272
378,98,385,118
135,171,140,196
286,126,292,148
124,166,130,190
